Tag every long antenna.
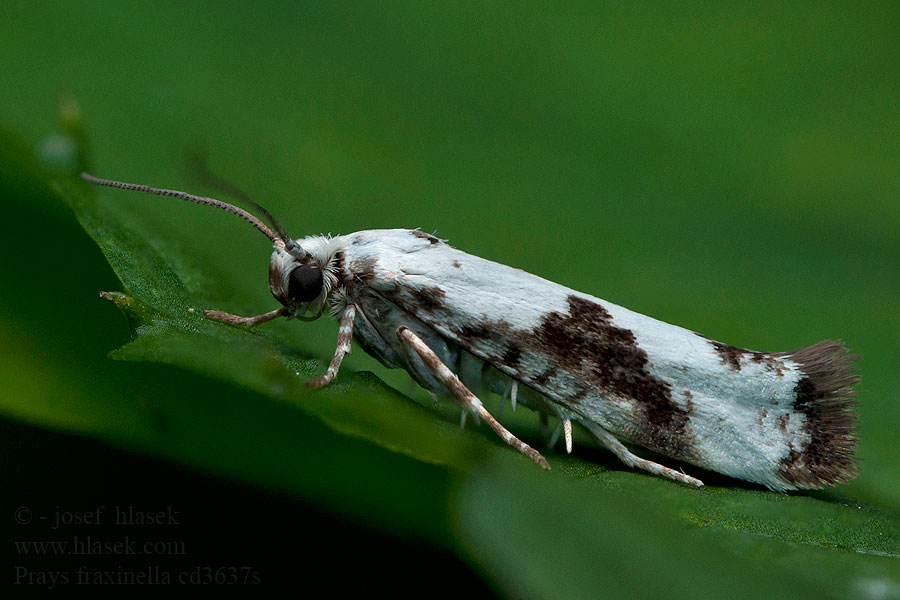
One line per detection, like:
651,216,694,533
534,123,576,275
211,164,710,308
81,172,282,245
186,153,295,248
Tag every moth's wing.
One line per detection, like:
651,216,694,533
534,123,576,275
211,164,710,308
349,230,857,490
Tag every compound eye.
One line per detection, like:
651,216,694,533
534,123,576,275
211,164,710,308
287,265,323,303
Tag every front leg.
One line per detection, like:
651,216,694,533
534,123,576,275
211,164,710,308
306,304,357,388
203,303,357,388
203,306,288,327
396,326,550,470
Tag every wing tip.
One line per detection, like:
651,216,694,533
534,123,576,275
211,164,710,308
776,340,860,489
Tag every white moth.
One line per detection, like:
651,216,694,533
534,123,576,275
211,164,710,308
83,172,858,490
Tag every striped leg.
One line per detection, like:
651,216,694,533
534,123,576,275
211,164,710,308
396,326,550,470
306,304,357,388
581,421,704,487
203,306,288,326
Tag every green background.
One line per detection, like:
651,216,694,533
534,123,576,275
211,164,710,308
2,2,898,596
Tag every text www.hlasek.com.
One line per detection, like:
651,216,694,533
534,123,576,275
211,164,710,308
15,536,185,556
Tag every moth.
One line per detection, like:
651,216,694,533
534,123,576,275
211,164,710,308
82,172,859,490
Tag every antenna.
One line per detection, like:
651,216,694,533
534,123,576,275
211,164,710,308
81,172,288,247
186,153,296,248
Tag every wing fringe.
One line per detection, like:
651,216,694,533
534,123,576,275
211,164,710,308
776,340,859,489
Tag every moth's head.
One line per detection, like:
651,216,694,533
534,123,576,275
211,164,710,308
268,237,335,321
80,171,332,322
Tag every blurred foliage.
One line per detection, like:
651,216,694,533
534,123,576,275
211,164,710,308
2,2,899,597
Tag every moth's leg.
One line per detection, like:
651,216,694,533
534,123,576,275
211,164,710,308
563,419,573,454
203,306,288,327
544,407,574,454
306,304,357,389
582,421,704,487
458,352,483,428
396,326,550,470
544,419,573,454
497,379,518,417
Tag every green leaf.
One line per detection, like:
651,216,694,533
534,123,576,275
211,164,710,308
455,454,900,600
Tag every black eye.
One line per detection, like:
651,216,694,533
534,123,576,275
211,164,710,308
288,265,323,302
